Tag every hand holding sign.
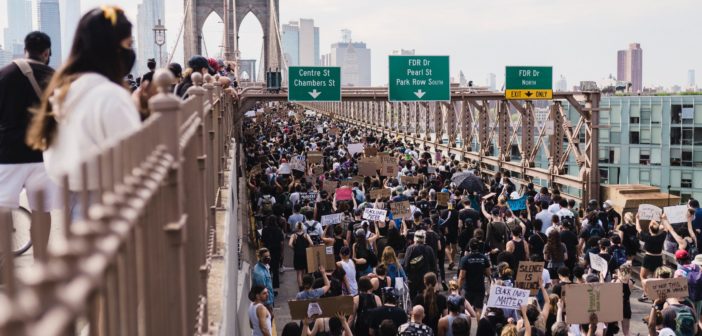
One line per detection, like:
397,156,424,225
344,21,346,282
638,204,662,221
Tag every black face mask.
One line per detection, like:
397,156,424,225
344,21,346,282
262,256,271,264
120,47,136,76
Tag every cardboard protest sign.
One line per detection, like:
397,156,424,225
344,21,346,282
564,282,623,324
515,261,544,295
365,147,378,157
427,166,437,174
482,193,497,200
323,180,337,196
401,175,423,185
390,201,412,220
370,188,391,201
321,213,344,226
363,208,387,221
278,163,292,174
290,155,306,172
644,277,689,300
437,192,450,206
347,143,364,155
307,151,323,164
638,204,662,221
335,188,353,201
311,166,324,176
486,285,530,310
381,163,398,177
288,295,354,320
329,127,339,135
358,158,380,177
588,253,609,276
340,180,355,188
664,205,688,224
306,245,336,273
351,176,365,185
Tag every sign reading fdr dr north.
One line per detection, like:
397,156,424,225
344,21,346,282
288,66,341,102
505,66,553,100
389,55,450,102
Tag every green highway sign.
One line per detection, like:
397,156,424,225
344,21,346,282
288,66,341,102
389,55,450,102
505,66,553,100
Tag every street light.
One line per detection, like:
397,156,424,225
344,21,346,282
153,19,166,67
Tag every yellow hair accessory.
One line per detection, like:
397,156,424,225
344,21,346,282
101,5,122,26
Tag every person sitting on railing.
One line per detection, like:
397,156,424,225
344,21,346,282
175,55,213,99
26,6,154,220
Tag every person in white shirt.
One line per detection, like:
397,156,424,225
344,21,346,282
26,7,145,220
535,201,554,234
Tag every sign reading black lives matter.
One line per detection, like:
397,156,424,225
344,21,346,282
486,285,530,310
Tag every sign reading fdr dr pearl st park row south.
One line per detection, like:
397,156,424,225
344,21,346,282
389,55,450,102
288,66,341,102
505,66,553,100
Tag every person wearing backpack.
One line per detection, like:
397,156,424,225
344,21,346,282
660,296,698,336
403,230,438,298
457,238,491,319
258,186,276,215
302,209,323,245
609,235,629,269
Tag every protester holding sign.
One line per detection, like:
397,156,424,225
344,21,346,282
636,213,668,301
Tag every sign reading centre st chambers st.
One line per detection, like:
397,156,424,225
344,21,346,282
505,66,553,100
389,55,450,102
288,66,341,102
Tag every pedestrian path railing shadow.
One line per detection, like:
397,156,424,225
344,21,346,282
0,69,239,336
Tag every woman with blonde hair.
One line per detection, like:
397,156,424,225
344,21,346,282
615,263,634,336
380,246,407,288
616,212,640,259
636,213,667,301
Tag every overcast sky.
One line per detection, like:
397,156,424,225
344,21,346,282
1,0,699,88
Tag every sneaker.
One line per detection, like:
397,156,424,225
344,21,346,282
448,262,455,271
637,295,648,302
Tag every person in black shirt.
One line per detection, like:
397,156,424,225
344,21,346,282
368,288,408,335
528,219,547,261
140,58,156,84
260,215,285,289
458,238,491,318
0,31,59,260
558,221,579,270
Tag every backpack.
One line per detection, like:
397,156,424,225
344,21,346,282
304,221,318,235
587,224,604,239
260,195,274,213
687,267,702,301
407,246,429,281
610,245,628,267
276,192,292,213
673,305,695,336
686,241,699,258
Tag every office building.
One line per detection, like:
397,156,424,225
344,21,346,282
0,45,12,67
556,75,568,91
4,0,33,59
38,0,62,68
688,70,696,90
281,22,299,66
136,0,166,75
281,19,320,66
391,49,415,56
60,0,80,59
617,43,643,93
323,30,371,86
487,73,496,91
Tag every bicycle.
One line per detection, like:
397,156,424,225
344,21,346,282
11,206,32,256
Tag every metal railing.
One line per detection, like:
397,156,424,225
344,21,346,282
0,70,237,336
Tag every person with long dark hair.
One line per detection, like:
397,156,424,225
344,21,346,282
413,272,447,334
26,6,151,219
543,230,567,286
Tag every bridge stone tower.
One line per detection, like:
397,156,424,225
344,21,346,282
184,0,282,75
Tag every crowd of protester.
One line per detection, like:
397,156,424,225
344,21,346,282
245,106,702,336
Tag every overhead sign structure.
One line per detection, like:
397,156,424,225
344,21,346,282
389,55,450,102
288,66,341,102
505,66,553,100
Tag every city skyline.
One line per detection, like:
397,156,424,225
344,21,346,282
0,0,699,88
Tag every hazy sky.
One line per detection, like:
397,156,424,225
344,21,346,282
1,0,699,88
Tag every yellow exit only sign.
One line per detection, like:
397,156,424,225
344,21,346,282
505,89,553,100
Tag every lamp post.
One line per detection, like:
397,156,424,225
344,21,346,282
153,19,166,67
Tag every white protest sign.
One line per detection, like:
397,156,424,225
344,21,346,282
362,208,387,221
307,302,323,317
316,126,324,134
290,155,306,172
664,205,688,224
321,213,344,226
278,163,291,174
589,252,608,276
486,285,530,310
638,204,662,221
347,143,364,155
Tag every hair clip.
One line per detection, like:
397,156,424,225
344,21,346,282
101,5,121,26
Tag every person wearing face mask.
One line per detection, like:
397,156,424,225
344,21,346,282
26,6,149,220
0,31,61,260
174,55,214,99
252,248,276,307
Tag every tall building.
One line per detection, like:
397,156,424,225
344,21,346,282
38,0,61,68
281,22,299,66
281,19,320,66
0,44,12,67
60,0,80,59
556,75,568,91
616,43,643,93
4,0,33,58
688,70,696,89
487,73,496,91
459,70,467,87
136,0,166,75
323,30,371,87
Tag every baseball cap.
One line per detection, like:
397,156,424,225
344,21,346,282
675,249,690,260
658,328,676,336
693,254,702,266
603,200,613,209
188,55,214,73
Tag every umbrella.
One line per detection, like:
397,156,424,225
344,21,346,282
451,171,485,193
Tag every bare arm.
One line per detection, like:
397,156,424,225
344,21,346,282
257,305,272,336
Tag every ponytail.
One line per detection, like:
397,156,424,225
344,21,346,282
423,272,438,317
